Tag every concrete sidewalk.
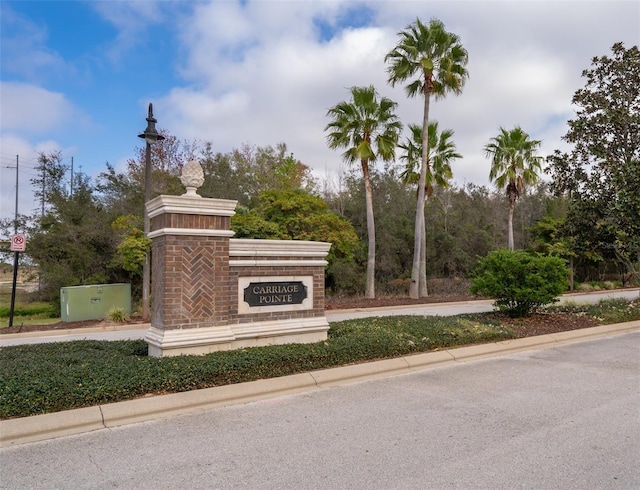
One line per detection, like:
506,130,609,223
1,320,638,448
2,288,638,346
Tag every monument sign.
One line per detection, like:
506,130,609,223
144,161,331,357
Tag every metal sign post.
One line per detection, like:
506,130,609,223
9,235,27,329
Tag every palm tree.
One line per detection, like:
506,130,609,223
325,85,402,298
385,18,469,298
484,126,543,250
399,122,460,295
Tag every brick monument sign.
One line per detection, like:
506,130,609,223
144,161,331,357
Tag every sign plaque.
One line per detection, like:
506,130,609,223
10,234,26,252
243,281,307,307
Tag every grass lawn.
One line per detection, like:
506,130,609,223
0,283,59,328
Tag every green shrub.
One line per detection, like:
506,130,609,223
107,307,129,323
0,315,514,418
470,250,569,317
603,281,621,290
326,258,365,295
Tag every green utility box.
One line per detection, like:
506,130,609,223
60,284,131,322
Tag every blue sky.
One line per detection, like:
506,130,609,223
1,0,639,228
1,1,182,183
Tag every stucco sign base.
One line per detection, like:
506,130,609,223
146,317,329,357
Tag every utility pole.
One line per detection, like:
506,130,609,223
3,155,19,234
41,155,45,218
70,156,74,197
14,155,18,233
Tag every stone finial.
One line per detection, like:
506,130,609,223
181,160,205,197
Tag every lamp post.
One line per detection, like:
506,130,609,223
138,103,165,322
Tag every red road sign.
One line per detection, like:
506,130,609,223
10,234,26,252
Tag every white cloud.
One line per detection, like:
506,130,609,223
162,88,249,132
89,0,167,63
163,0,639,190
0,82,78,134
2,0,638,228
162,10,398,173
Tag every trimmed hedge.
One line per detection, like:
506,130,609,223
0,315,513,419
1,298,637,420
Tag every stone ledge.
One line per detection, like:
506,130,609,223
147,195,237,218
148,228,235,238
145,317,330,357
229,239,332,257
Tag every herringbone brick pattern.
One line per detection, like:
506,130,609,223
180,245,215,319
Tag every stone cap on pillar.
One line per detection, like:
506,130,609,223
147,195,238,218
147,194,238,239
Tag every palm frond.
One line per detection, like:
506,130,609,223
325,85,403,168
385,18,469,100
485,126,543,200
399,121,460,189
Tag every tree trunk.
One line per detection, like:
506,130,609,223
507,196,515,251
419,195,428,297
614,245,640,289
362,160,376,299
569,255,574,291
410,92,431,298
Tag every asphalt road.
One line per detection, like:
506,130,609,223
1,331,638,489
1,289,638,347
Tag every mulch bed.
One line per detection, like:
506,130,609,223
325,295,600,337
480,312,599,337
324,294,474,310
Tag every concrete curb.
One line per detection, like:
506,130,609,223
1,321,638,448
